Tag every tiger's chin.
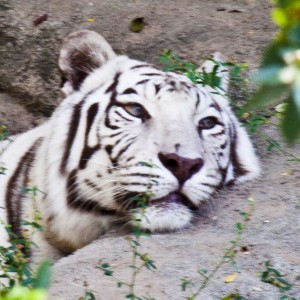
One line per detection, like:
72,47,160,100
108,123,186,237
131,192,195,233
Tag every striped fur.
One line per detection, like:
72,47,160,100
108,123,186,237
0,31,260,261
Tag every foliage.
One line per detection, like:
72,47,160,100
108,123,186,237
247,0,300,142
260,261,297,300
0,285,47,300
160,49,234,89
181,199,255,300
0,186,51,299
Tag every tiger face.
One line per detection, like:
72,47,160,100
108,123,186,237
59,30,260,234
0,30,260,257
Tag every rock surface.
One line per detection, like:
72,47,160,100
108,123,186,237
1,0,273,132
1,0,300,299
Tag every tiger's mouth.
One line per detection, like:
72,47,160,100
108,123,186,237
150,192,198,210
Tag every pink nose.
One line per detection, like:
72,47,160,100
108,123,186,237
158,152,203,185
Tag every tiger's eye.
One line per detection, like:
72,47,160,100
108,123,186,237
123,103,150,120
198,117,218,130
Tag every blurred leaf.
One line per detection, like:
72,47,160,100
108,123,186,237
246,84,287,110
261,42,284,67
32,260,51,289
282,92,300,142
101,263,110,268
84,290,96,300
252,66,282,85
130,17,145,33
288,24,300,44
272,8,287,27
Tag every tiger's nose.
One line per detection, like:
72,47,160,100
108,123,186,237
158,152,204,185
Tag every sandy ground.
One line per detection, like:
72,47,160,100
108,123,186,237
1,0,300,299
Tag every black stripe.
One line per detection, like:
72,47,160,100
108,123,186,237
104,73,122,129
106,131,123,138
229,121,248,177
115,110,133,122
141,73,162,76
5,138,42,237
196,92,200,109
154,84,161,94
119,182,148,186
60,99,85,174
131,64,159,70
84,178,101,191
201,182,215,188
218,165,228,183
105,72,121,94
105,145,113,156
66,170,118,216
113,138,136,162
212,129,225,137
220,141,228,149
114,133,130,147
122,88,137,95
210,100,222,112
105,103,120,130
107,137,136,167
79,103,101,169
120,173,160,178
136,79,149,85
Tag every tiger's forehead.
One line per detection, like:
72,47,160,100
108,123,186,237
82,56,215,113
116,66,214,112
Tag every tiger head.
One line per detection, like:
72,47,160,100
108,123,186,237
58,30,260,233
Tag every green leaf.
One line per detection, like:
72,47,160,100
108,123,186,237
281,92,300,142
235,222,244,231
32,260,51,289
280,295,297,300
288,24,300,44
126,294,135,299
267,139,281,151
101,263,110,269
85,290,96,300
272,8,288,27
198,268,208,274
261,41,284,67
239,211,248,219
246,84,287,110
104,270,113,276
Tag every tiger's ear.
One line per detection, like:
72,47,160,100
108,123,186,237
198,52,229,106
59,30,116,96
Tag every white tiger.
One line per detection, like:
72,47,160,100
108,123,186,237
0,30,260,262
